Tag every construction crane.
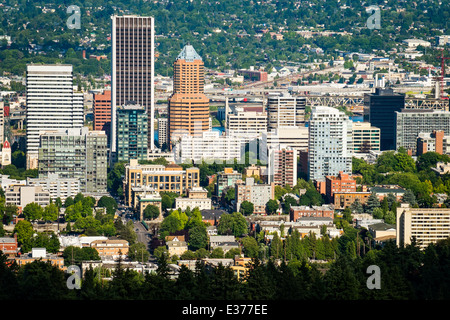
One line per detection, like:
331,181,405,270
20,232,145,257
436,49,450,99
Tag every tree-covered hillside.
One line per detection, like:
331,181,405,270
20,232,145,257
0,0,449,77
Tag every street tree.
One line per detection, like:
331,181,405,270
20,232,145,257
239,200,254,215
23,202,44,221
265,199,279,215
143,205,160,220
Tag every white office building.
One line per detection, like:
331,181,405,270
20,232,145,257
308,106,353,182
226,106,268,142
158,117,169,148
27,173,81,200
261,126,309,155
25,64,83,169
173,130,244,164
267,92,306,130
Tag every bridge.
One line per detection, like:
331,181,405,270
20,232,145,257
304,95,449,110
206,91,449,111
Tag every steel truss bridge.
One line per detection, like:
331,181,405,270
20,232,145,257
304,95,449,111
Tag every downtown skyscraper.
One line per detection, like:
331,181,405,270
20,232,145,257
111,15,155,158
364,88,405,151
308,106,353,182
25,64,83,169
168,45,210,147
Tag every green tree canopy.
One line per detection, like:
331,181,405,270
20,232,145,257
22,203,44,221
188,224,208,251
265,199,279,215
217,212,248,237
242,236,259,258
143,205,160,220
43,203,59,221
13,220,34,247
239,200,254,216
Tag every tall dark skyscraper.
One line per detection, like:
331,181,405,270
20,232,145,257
111,15,155,155
364,88,405,151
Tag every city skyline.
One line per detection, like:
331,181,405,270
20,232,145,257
2,3,450,304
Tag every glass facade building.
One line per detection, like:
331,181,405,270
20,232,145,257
364,88,405,151
38,128,107,193
117,104,148,162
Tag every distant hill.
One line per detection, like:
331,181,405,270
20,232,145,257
0,0,449,77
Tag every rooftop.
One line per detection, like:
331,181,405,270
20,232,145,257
177,45,202,62
368,222,396,231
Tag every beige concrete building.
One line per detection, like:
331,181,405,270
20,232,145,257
175,187,211,211
130,186,162,221
90,239,129,260
397,203,450,249
261,126,309,155
267,92,306,129
235,177,275,214
5,185,50,211
124,159,200,206
244,165,267,182
352,122,380,153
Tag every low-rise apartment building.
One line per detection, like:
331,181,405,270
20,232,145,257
5,185,50,211
90,239,129,260
175,187,212,211
216,167,242,197
235,177,275,214
325,171,357,202
333,191,371,210
290,205,335,221
209,235,240,254
14,248,65,270
0,236,19,257
27,173,80,200
416,130,450,156
166,236,188,257
397,203,450,249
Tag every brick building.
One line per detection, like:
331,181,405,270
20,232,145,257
93,89,111,134
289,205,335,222
325,171,357,202
0,236,19,257
417,130,449,156
14,248,65,270
333,192,371,210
